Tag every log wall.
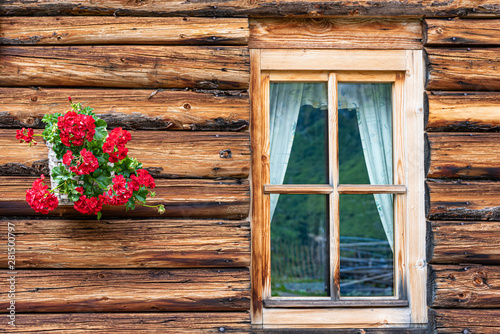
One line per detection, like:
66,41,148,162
425,18,500,333
0,15,251,333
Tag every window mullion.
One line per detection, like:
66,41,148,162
328,73,340,300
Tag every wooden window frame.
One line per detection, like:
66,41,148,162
250,49,426,328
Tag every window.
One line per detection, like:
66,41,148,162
251,50,426,328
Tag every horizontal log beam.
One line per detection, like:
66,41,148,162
429,264,500,308
249,18,422,49
0,17,249,45
8,313,251,333
1,129,250,179
428,220,500,264
427,181,500,221
427,133,500,179
0,46,249,89
0,219,250,268
426,48,500,91
0,177,250,219
426,92,500,132
1,0,499,17
430,309,500,333
0,88,249,131
0,269,250,312
425,18,500,46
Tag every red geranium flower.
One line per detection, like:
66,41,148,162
25,174,58,214
58,111,96,147
103,127,131,163
130,169,155,191
16,128,37,145
74,195,103,215
102,174,133,206
68,149,99,175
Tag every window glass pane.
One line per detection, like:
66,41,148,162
271,194,328,297
269,82,328,185
338,83,393,185
339,194,394,297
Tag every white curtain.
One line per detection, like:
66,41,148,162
339,83,394,250
269,83,328,220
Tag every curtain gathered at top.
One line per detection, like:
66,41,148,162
269,83,327,220
339,83,394,250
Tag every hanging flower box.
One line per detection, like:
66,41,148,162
16,98,164,219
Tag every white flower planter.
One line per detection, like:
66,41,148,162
46,142,74,206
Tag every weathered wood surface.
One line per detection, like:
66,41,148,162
0,17,249,45
8,313,251,333
1,130,250,179
0,219,250,268
253,329,427,334
429,264,500,308
249,18,422,49
426,48,500,91
0,177,250,218
428,220,500,264
426,92,500,132
0,46,249,89
0,88,249,131
425,18,500,45
0,269,250,312
430,308,500,333
427,133,500,179
427,181,500,221
1,0,499,17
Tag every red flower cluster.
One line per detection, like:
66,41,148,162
25,175,58,214
16,128,36,145
63,149,99,175
102,174,133,206
74,195,103,215
103,128,131,163
130,169,155,191
58,111,96,147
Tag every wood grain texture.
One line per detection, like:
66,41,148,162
427,133,500,179
429,220,500,264
0,177,250,219
8,313,250,333
0,46,249,89
0,17,249,45
0,88,249,131
425,18,500,45
426,48,500,91
429,264,500,308
0,219,250,268
253,329,426,334
249,18,422,49
430,308,500,333
1,0,499,17
426,92,500,132
427,181,500,221
1,130,250,179
0,269,250,312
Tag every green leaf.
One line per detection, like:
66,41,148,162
97,211,102,220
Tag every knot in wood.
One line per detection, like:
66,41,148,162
219,149,232,159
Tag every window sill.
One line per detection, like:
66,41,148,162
263,298,409,308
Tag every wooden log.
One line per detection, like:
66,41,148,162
0,88,249,131
427,133,500,179
426,91,500,132
0,269,250,312
0,176,250,219
249,18,422,49
426,48,500,91
427,181,500,221
429,264,500,308
0,46,249,89
425,18,500,46
253,329,427,334
0,17,249,45
428,220,500,264
0,219,250,268
9,313,251,333
1,0,499,17
0,129,251,179
430,308,500,333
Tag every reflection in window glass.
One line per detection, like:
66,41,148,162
339,194,394,297
269,82,328,185
271,194,329,297
338,83,393,185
